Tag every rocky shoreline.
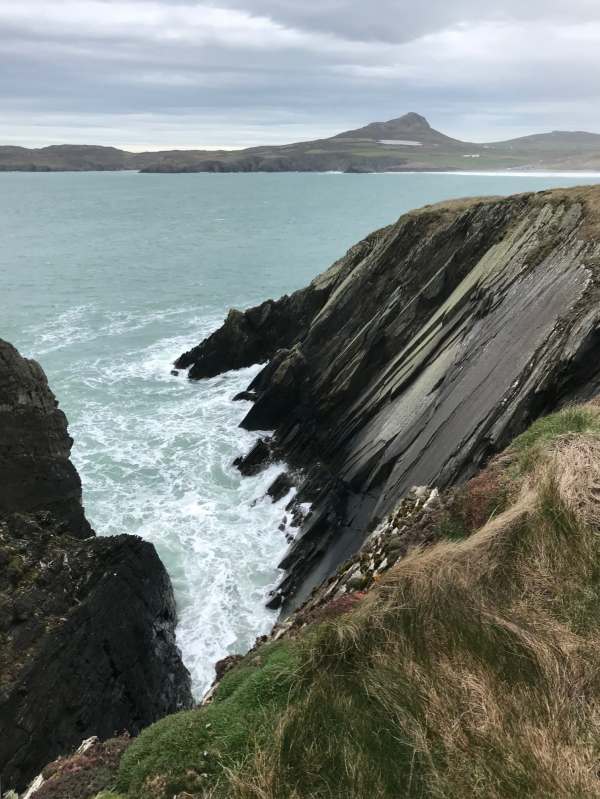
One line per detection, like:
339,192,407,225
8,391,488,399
177,185,600,612
7,183,600,796
0,340,192,793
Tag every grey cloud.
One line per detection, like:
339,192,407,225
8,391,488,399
210,0,600,43
0,0,599,148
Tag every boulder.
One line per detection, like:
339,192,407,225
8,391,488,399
233,437,273,476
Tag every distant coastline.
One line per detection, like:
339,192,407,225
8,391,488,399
2,112,600,174
2,169,600,178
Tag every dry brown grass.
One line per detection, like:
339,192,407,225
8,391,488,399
227,432,600,799
115,407,600,799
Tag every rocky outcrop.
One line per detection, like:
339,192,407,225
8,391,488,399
274,458,510,637
0,340,91,537
23,735,131,799
177,186,600,611
0,340,192,792
175,231,383,378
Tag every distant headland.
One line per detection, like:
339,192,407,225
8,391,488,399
2,112,600,173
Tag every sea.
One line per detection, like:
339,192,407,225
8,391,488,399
2,170,599,696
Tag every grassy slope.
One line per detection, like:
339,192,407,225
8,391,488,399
95,404,600,799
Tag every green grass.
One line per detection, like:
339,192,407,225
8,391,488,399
113,406,600,799
224,437,600,798
511,405,600,472
117,642,300,797
438,509,469,540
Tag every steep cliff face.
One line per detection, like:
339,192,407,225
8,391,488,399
0,340,193,792
0,341,91,537
175,228,385,379
108,403,600,799
177,186,600,610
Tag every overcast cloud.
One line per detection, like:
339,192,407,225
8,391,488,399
0,0,599,149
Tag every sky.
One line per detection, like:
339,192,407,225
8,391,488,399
1,0,599,150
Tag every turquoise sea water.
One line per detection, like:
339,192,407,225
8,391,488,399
2,170,599,694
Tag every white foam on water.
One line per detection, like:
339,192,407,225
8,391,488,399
28,310,292,698
27,305,98,354
26,303,204,356
380,170,600,178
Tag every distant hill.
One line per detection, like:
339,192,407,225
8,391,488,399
332,111,462,146
2,113,600,173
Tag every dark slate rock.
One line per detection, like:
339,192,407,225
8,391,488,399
176,187,600,613
0,339,92,538
232,390,257,402
233,437,274,476
267,473,294,503
0,341,193,792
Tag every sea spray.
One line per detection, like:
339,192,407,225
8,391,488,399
25,309,292,696
8,171,600,696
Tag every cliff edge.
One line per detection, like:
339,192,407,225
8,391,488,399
0,340,193,792
177,185,600,610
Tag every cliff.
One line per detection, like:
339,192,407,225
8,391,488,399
0,340,193,792
0,342,91,536
17,183,600,799
177,185,600,611
39,401,600,799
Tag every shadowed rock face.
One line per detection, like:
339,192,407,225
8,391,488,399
0,340,91,537
0,341,193,792
177,186,600,611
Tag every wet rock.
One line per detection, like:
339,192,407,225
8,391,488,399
242,347,308,431
266,590,284,610
232,390,258,402
0,339,91,538
0,341,193,792
267,473,294,503
233,437,273,476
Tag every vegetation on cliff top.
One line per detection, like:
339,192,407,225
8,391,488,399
44,403,600,799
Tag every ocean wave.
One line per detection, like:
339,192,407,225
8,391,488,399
53,313,290,696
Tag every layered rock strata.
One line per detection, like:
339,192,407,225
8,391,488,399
178,186,600,611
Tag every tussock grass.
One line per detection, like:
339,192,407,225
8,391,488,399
229,429,600,798
117,406,600,799
511,403,600,472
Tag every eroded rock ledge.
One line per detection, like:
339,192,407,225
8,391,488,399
0,340,193,792
178,186,600,612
